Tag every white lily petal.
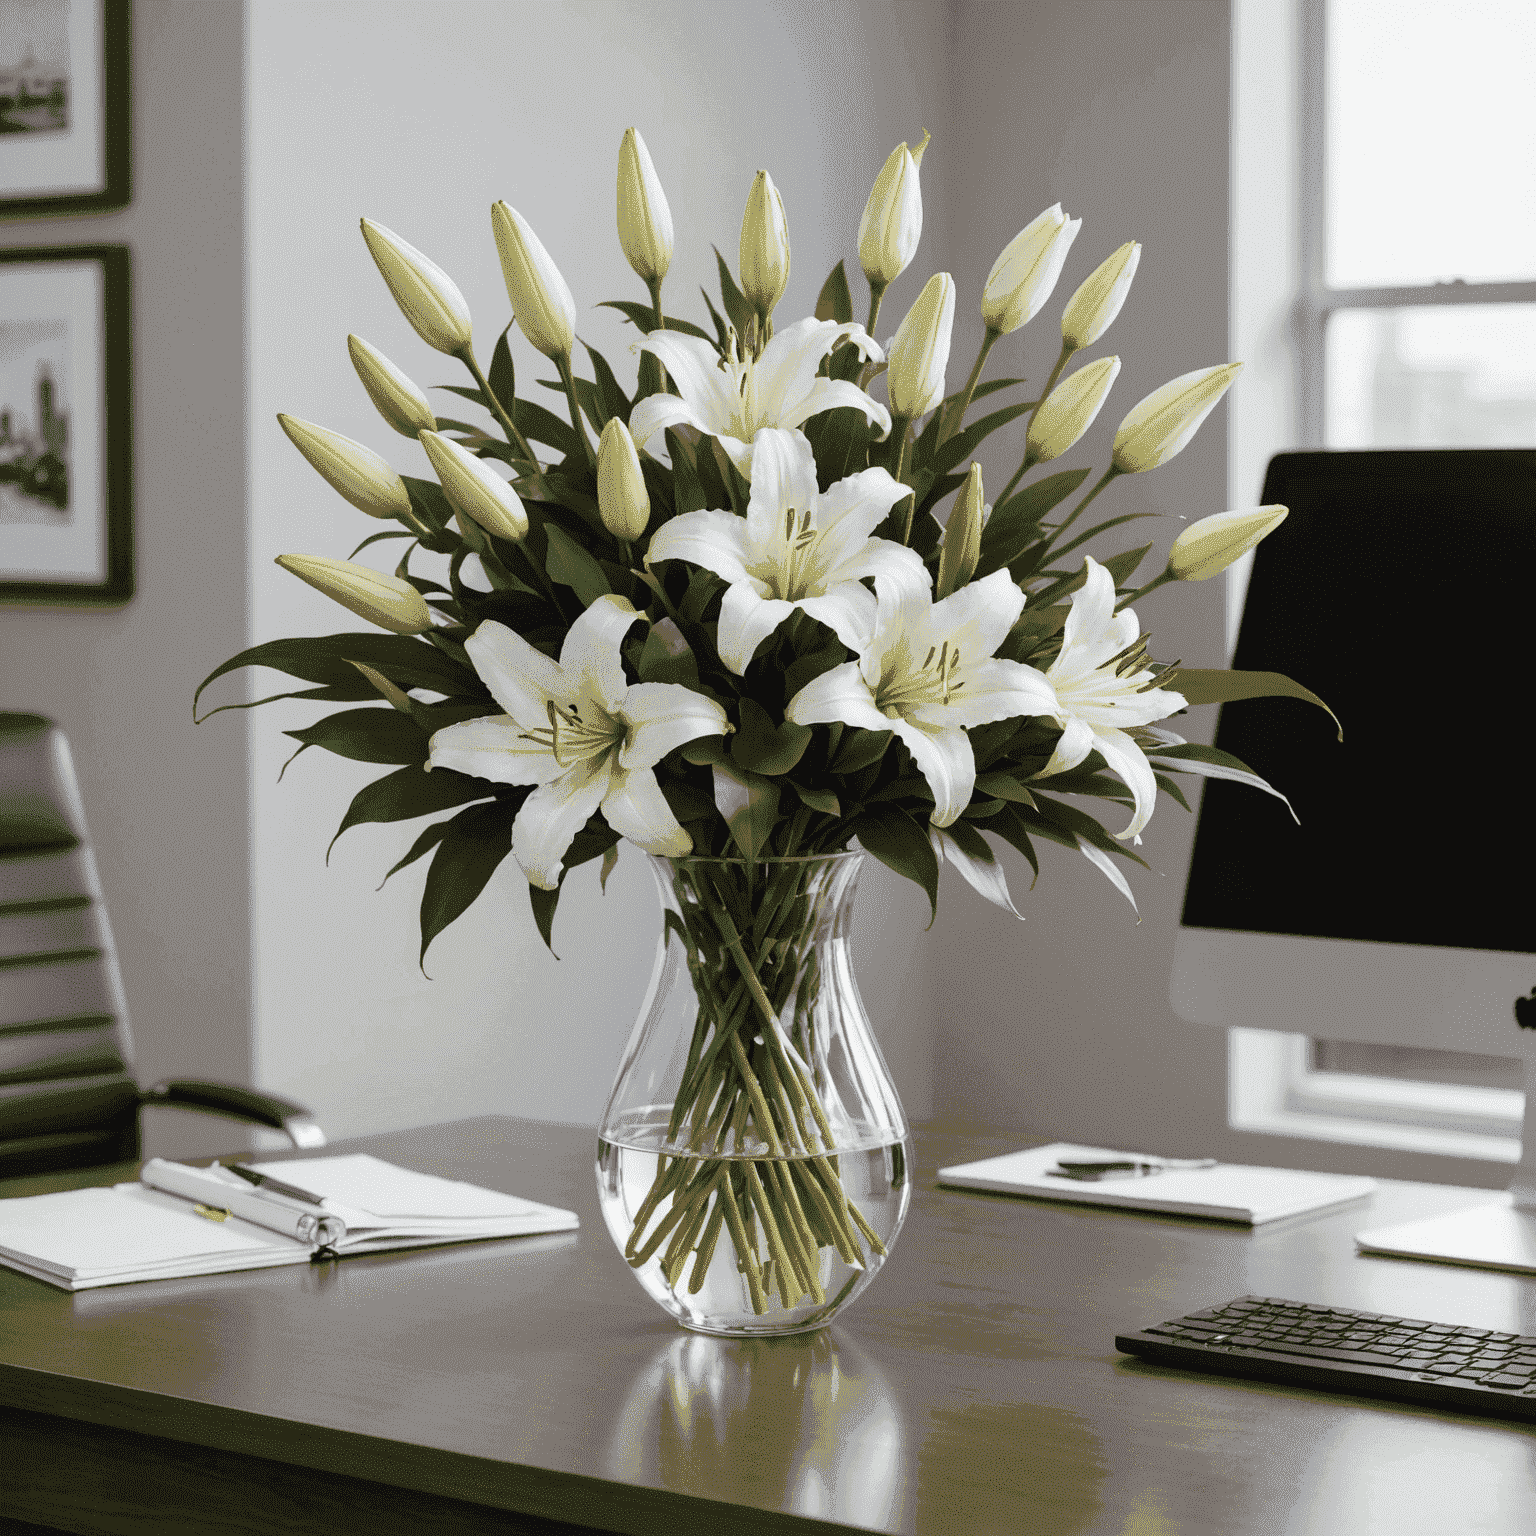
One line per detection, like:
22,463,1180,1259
646,509,756,585
619,682,730,769
797,584,877,653
785,660,890,733
915,657,1056,729
1088,724,1161,840
426,714,562,786
865,563,934,686
465,620,570,728
512,758,612,891
1059,556,1118,654
558,595,641,713
753,318,864,410
1151,752,1299,823
601,765,692,856
1141,726,1187,747
931,827,1024,920
718,584,797,673
775,376,892,438
627,392,710,453
930,569,1025,659
1044,717,1096,776
746,428,819,550
1077,836,1138,912
636,332,739,419
845,539,929,589
810,472,911,573
717,434,757,478
889,717,974,828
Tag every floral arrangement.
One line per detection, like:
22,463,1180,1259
197,129,1328,1323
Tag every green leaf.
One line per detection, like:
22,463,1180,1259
1153,772,1193,814
513,397,580,457
283,707,428,765
665,427,706,516
584,342,632,427
378,817,455,888
488,324,516,414
815,260,853,325
830,726,892,775
347,528,415,559
1100,543,1152,588
528,880,561,956
714,247,754,339
597,300,715,343
975,467,1093,576
637,623,700,687
731,699,813,776
681,734,730,767
1047,509,1161,564
710,439,749,515
1173,670,1341,738
782,640,847,702
792,783,840,816
849,805,939,922
330,764,494,857
987,805,1040,885
543,523,612,606
1147,740,1264,776
925,400,1038,479
660,777,715,823
419,800,517,965
805,405,877,491
569,374,607,434
713,762,780,859
975,772,1037,808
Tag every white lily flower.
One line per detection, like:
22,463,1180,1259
427,598,730,890
628,317,891,478
647,427,919,674
1040,556,1188,841
786,566,1057,828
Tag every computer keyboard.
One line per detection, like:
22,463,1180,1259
1116,1295,1536,1421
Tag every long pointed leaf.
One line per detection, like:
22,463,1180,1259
419,800,518,966
1174,669,1341,738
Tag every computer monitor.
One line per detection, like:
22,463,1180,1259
1170,449,1536,1271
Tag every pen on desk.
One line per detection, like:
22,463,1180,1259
225,1164,327,1206
1048,1158,1218,1182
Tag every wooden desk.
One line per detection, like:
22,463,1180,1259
2,1117,1534,1535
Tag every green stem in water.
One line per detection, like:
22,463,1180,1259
456,346,536,465
555,351,596,469
939,327,999,445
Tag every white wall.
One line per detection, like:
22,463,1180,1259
242,0,951,1140
0,1,251,1157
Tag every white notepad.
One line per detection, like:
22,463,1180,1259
938,1141,1377,1225
0,1153,578,1291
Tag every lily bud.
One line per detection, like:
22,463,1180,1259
936,462,984,599
887,272,955,419
1168,505,1288,581
491,201,577,361
277,413,412,520
358,219,472,355
418,430,529,543
1026,355,1122,464
347,335,436,438
1061,241,1140,351
981,204,1081,335
616,127,673,285
739,170,790,314
275,554,432,634
1111,362,1243,474
596,418,651,541
858,130,928,289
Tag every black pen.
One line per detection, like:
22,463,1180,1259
226,1164,327,1207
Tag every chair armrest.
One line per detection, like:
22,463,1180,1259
141,1080,327,1149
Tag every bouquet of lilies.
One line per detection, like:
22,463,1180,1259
198,129,1328,1316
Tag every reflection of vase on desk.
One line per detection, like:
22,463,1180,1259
605,1329,906,1528
596,852,913,1335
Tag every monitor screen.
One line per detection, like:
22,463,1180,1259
1181,449,1536,958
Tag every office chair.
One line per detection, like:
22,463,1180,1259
1,711,324,1179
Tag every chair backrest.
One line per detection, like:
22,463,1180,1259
1,713,141,1176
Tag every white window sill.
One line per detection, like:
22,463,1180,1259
1228,1028,1525,1164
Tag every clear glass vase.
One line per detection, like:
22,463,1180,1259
596,852,913,1336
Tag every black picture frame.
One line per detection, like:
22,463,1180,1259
1,0,130,219
0,244,132,604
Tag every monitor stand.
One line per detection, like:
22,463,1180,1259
1354,1025,1536,1274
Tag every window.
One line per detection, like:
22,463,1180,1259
1227,0,1534,1162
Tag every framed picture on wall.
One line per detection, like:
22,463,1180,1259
1,0,130,218
0,245,131,604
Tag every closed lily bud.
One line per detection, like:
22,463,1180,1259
858,130,928,289
1026,355,1122,464
739,169,790,314
1112,362,1243,474
887,271,955,419
936,462,984,599
275,554,433,634
347,335,436,438
596,418,650,541
981,204,1081,335
419,430,529,543
616,127,673,285
491,201,577,361
277,413,412,520
358,219,472,355
1168,505,1288,581
1061,241,1140,351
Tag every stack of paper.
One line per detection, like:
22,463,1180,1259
937,1141,1377,1225
0,1153,578,1290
